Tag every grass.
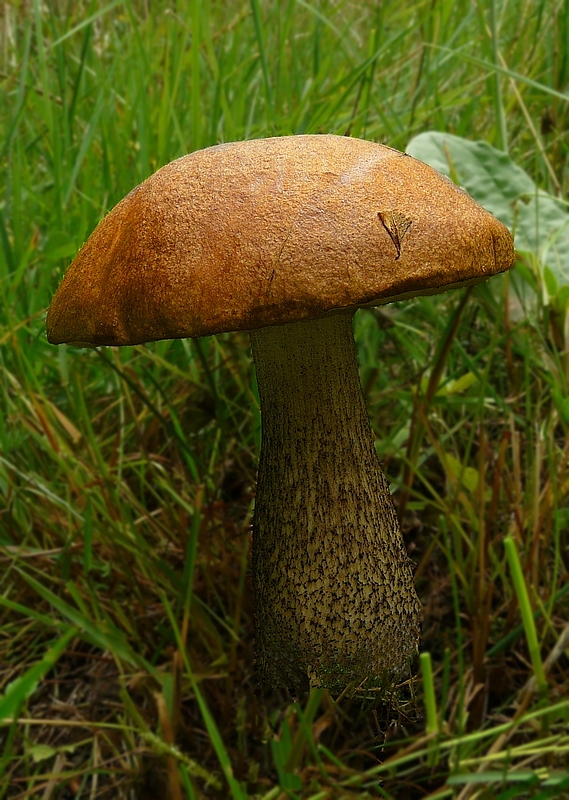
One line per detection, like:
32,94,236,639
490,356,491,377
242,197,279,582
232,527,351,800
1,0,568,796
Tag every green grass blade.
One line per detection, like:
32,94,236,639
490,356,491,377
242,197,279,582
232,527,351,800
0,627,76,722
504,537,548,695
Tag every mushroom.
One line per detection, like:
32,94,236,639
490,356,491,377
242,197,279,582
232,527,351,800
47,134,515,693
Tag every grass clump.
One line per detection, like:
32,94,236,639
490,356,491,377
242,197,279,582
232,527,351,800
1,0,568,797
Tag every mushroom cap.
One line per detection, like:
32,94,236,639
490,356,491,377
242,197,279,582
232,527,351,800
47,134,515,346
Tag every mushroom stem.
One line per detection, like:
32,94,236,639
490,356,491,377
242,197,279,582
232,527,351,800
250,311,421,693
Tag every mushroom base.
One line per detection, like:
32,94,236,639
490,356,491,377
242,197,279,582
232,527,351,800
250,312,421,694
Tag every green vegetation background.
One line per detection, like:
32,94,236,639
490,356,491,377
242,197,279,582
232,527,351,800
0,1,568,798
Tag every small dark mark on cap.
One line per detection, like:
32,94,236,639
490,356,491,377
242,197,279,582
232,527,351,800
377,211,413,260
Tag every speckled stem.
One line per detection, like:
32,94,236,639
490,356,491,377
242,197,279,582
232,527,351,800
250,312,421,694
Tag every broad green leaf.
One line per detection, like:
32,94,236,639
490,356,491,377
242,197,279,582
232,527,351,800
406,132,569,294
28,743,77,763
445,453,479,493
438,372,478,396
28,744,57,763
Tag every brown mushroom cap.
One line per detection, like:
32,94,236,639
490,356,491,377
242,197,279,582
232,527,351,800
46,134,515,346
